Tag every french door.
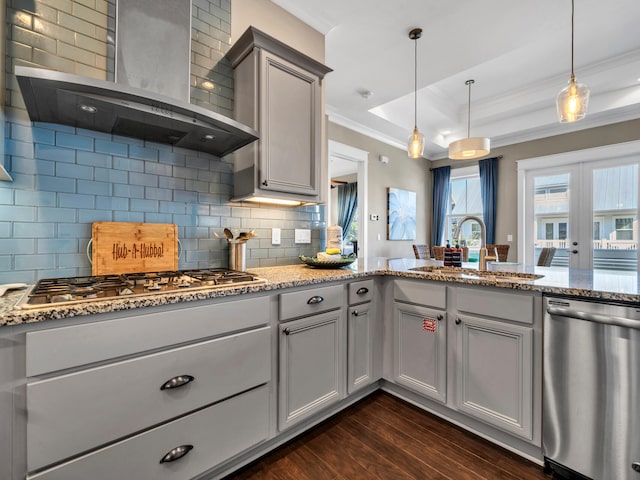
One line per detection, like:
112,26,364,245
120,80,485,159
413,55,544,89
520,144,639,271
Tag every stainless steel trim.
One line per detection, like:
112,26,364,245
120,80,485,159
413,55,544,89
15,66,259,157
547,306,640,330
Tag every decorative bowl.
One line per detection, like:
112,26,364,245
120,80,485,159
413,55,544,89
298,253,356,269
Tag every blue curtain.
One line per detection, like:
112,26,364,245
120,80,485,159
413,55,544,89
431,166,451,247
337,182,358,240
479,157,499,244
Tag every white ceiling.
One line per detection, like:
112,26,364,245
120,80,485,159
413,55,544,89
272,0,640,159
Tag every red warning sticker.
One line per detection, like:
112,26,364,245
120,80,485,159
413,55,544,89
423,317,436,332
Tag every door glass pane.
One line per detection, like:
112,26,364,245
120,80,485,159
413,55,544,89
593,165,638,270
534,174,569,267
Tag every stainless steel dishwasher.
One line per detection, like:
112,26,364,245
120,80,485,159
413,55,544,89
543,296,640,480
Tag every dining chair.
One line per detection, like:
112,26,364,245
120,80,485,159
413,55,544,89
486,244,510,262
537,247,556,266
412,244,431,260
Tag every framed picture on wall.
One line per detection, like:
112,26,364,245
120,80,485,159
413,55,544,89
387,187,416,240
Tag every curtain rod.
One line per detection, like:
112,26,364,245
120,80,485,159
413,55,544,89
429,155,502,171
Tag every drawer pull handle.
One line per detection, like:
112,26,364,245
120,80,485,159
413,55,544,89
160,375,195,391
356,287,369,295
437,314,443,321
283,319,334,336
160,444,194,464
307,295,324,304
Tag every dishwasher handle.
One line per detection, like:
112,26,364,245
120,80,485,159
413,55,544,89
547,306,640,330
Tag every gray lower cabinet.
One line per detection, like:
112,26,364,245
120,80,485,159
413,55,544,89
393,302,447,403
347,303,373,394
29,385,270,480
453,314,533,440
278,309,345,430
22,296,273,479
347,279,375,394
453,286,537,441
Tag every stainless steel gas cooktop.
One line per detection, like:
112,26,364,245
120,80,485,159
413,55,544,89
16,268,266,309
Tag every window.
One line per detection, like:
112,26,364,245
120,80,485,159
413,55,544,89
593,221,601,240
615,217,634,240
545,223,553,240
559,222,568,240
444,166,482,248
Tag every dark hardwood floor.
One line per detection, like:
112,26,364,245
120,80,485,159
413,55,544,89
224,391,552,480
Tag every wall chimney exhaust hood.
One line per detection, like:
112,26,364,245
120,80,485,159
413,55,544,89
15,66,259,157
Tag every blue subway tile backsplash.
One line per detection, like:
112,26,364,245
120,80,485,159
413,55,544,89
1,0,323,284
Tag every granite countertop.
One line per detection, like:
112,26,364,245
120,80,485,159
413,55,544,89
1,257,639,327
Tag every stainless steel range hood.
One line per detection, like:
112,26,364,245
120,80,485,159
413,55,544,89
15,66,258,157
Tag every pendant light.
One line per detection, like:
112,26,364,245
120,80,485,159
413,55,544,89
407,28,425,158
556,0,590,122
448,79,490,160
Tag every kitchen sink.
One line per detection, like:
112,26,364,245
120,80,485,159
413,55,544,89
409,266,544,283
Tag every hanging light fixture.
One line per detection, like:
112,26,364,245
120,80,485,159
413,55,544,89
556,0,590,122
448,79,490,160
407,28,425,158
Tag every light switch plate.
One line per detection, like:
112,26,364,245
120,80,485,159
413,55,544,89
294,228,311,244
272,228,281,245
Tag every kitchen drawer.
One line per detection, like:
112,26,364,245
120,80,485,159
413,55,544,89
394,279,446,309
456,287,534,324
27,326,270,471
279,284,344,320
28,385,270,480
348,279,374,305
26,295,270,376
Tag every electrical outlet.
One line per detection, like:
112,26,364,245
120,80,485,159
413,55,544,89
370,214,379,221
272,228,281,245
294,229,311,244
507,234,513,242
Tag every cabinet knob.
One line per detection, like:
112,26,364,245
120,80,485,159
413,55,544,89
262,180,268,187
307,295,324,304
352,310,359,316
455,317,462,325
356,287,369,295
160,374,195,391
572,241,579,246
632,462,640,473
572,250,578,254
160,444,194,464
283,327,291,335
437,314,443,321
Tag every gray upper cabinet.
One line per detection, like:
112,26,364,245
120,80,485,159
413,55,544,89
227,27,332,203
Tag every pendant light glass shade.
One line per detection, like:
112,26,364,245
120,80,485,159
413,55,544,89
408,127,425,158
448,79,490,160
407,28,425,159
557,75,590,122
556,0,589,122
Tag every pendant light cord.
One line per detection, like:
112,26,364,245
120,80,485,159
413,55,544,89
570,0,575,78
465,79,474,138
414,34,418,128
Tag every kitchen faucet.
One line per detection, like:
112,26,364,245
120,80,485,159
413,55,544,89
452,215,496,270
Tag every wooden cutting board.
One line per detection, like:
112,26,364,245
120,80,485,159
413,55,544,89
91,222,179,275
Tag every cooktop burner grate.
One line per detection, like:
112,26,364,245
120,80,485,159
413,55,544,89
17,268,266,309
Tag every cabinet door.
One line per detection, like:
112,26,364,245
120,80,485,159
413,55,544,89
279,310,344,430
454,314,533,440
347,304,374,394
393,303,447,403
260,51,320,196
